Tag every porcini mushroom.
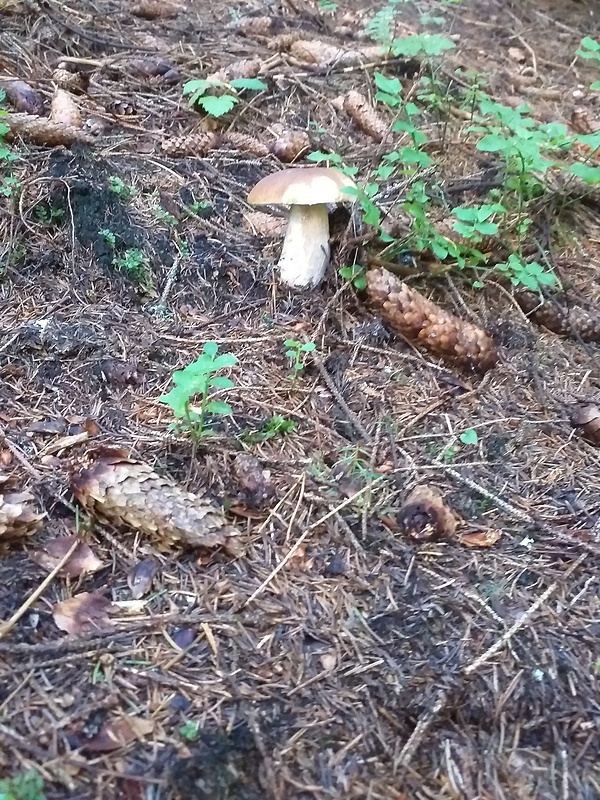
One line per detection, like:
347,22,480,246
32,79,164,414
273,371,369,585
247,167,357,289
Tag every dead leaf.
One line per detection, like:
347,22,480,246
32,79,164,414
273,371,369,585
127,558,159,599
81,716,136,752
30,535,104,578
52,592,114,635
396,485,459,541
0,487,45,541
42,430,92,455
458,529,502,548
25,419,68,434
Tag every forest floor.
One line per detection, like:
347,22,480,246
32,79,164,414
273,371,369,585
1,0,600,798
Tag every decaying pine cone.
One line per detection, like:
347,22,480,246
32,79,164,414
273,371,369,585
290,40,383,67
268,32,303,51
340,90,389,143
0,79,44,114
160,132,219,157
70,451,242,556
514,290,600,342
50,89,83,129
52,68,86,92
0,477,45,542
4,112,95,146
366,267,499,371
220,131,269,157
570,405,600,444
131,0,182,19
269,126,311,162
396,484,459,541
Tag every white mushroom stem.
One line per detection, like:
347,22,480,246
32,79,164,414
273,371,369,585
278,203,330,288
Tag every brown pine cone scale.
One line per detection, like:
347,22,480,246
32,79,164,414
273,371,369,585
366,267,498,371
71,452,242,556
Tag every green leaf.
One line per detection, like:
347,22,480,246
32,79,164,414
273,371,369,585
374,72,402,96
206,400,233,416
306,150,342,164
179,721,200,742
577,36,600,60
209,375,235,389
399,147,431,166
159,386,191,418
375,91,402,108
404,102,420,116
197,95,238,117
202,341,219,357
571,162,600,184
284,339,299,348
453,207,479,222
301,342,316,352
229,77,268,92
211,353,238,369
392,33,455,58
459,428,478,445
453,221,478,239
182,79,216,98
575,131,600,152
477,133,509,153
474,220,499,236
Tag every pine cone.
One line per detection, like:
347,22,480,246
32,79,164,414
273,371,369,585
206,57,263,84
71,451,242,555
4,112,95,146
396,485,459,541
269,127,311,162
0,478,45,542
131,1,181,19
515,290,600,342
52,68,85,92
366,267,499,371
220,131,269,157
160,132,219,157
342,90,389,143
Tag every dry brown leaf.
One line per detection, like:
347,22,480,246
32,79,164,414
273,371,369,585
4,112,95,146
0,79,44,114
30,535,104,578
70,450,242,555
342,90,389,142
50,89,82,128
0,484,45,542
396,485,459,541
128,558,159,599
366,267,499,371
81,716,136,752
52,592,115,635
458,529,502,548
570,404,600,444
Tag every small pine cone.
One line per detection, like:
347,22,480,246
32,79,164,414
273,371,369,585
52,68,85,92
160,131,219,157
220,131,269,157
0,479,45,542
71,451,242,555
227,16,276,36
290,39,345,65
514,290,600,342
366,267,499,371
342,90,389,142
3,112,95,146
131,1,181,20
207,57,263,84
396,485,459,541
268,32,303,51
269,126,311,162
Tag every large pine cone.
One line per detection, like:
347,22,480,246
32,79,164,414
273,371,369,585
0,478,45,542
4,112,95,146
366,267,498,371
515,290,600,342
71,451,242,556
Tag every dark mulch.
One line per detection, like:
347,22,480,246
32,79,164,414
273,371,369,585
1,1,600,798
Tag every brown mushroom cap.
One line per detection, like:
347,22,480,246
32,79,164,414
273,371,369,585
247,167,357,206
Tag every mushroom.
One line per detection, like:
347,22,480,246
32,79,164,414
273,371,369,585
247,167,357,289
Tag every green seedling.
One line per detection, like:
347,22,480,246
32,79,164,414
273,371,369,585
112,248,153,289
183,77,267,118
0,771,45,800
159,341,237,439
496,254,557,292
306,150,358,177
99,228,116,247
284,339,315,381
179,721,200,742
108,175,135,200
577,36,600,89
339,264,367,290
459,428,479,446
241,414,297,443
451,203,506,243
